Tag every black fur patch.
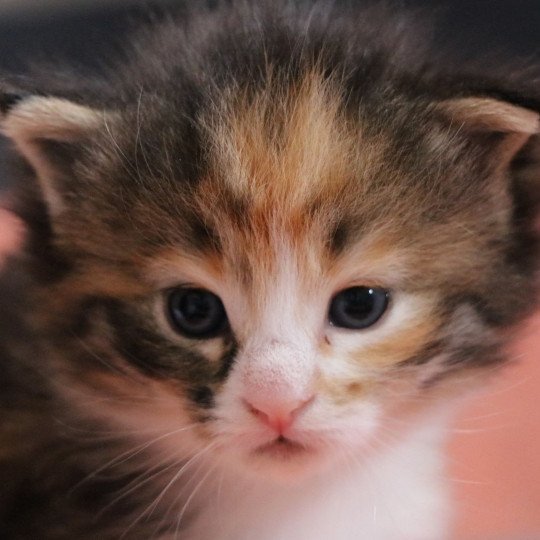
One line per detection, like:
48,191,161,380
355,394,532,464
0,91,24,114
104,299,213,381
329,220,351,255
189,385,215,408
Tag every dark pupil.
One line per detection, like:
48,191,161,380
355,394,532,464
329,286,388,329
168,288,225,338
345,288,374,316
181,291,212,322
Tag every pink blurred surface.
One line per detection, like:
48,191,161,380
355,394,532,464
0,208,23,265
0,208,538,538
449,313,540,540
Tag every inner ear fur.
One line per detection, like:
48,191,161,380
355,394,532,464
438,96,539,135
440,96,540,234
438,96,540,171
0,93,110,216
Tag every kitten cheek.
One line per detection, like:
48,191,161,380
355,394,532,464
315,375,370,406
56,370,198,441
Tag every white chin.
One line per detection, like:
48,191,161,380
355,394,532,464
237,438,331,483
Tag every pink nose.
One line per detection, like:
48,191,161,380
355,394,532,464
244,396,315,434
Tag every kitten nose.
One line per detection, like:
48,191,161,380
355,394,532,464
244,395,315,434
240,342,316,433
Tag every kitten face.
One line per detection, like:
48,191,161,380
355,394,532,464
2,7,538,487
8,70,531,484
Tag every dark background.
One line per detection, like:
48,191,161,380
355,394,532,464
0,0,538,188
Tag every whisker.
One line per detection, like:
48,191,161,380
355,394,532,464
173,465,216,539
69,424,198,494
152,453,213,538
120,441,217,538
96,450,183,521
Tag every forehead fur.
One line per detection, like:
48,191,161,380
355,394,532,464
205,71,353,211
175,68,509,297
195,71,358,284
30,63,522,320
9,2,536,333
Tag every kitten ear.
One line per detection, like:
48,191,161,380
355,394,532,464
438,96,539,134
439,95,540,226
437,96,539,168
0,90,110,217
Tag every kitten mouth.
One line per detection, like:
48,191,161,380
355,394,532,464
253,436,309,459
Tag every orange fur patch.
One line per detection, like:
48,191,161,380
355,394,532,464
205,71,353,208
352,315,441,368
315,376,369,405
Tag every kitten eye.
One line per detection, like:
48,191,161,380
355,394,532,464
329,287,389,329
167,288,227,338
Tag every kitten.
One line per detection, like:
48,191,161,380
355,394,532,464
0,1,539,539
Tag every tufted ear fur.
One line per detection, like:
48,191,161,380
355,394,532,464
0,90,111,217
438,96,539,169
439,97,538,134
439,96,540,233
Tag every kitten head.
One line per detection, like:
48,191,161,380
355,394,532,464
2,3,539,483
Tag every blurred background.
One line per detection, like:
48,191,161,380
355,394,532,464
0,1,539,539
